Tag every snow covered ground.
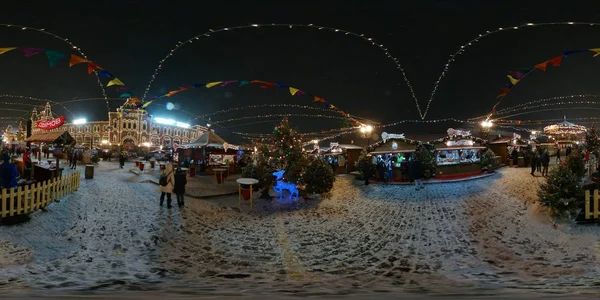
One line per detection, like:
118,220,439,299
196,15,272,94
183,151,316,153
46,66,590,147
0,161,599,298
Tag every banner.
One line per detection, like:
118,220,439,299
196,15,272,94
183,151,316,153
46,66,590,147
37,116,65,130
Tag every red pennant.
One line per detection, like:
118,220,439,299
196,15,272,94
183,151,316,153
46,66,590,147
313,96,326,103
534,61,548,71
87,62,101,74
547,55,563,67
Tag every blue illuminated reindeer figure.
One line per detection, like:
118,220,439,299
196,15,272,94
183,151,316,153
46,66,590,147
272,170,299,200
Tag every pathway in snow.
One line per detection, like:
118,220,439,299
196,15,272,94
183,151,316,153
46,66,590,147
0,162,599,297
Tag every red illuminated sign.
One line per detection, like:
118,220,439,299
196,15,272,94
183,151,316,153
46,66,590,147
37,116,65,130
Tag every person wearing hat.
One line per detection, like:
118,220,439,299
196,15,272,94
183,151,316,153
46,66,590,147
0,154,18,190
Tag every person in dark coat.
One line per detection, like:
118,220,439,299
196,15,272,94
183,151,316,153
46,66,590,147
410,159,423,190
511,149,519,167
119,153,125,169
542,149,550,176
173,167,187,207
361,160,371,185
555,148,561,163
536,149,542,173
530,150,537,176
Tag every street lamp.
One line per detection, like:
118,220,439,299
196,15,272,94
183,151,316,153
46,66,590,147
480,120,493,140
359,124,373,147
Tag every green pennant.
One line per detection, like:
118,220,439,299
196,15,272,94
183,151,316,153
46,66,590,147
46,50,67,67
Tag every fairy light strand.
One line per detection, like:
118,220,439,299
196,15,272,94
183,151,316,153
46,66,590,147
213,113,354,125
0,24,110,113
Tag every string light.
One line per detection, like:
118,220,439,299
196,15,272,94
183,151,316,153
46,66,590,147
428,21,600,120
213,113,354,125
141,23,420,119
0,94,74,117
0,24,109,112
491,100,600,118
494,107,600,120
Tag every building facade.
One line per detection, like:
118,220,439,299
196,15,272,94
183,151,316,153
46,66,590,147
25,102,207,148
2,122,25,144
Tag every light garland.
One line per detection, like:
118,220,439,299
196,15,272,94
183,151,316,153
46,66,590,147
493,107,600,120
490,100,600,119
0,24,109,112
212,113,355,125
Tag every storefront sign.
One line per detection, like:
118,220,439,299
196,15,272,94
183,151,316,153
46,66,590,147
391,142,398,150
447,128,470,137
330,142,339,148
223,142,240,151
381,132,405,143
446,140,474,147
37,116,65,130
513,133,521,140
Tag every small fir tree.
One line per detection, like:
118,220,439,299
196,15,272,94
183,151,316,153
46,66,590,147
481,148,500,170
538,164,583,218
303,157,335,194
585,126,600,154
261,118,307,184
565,149,586,179
414,144,435,176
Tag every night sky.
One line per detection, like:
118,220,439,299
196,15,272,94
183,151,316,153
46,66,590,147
2,0,600,143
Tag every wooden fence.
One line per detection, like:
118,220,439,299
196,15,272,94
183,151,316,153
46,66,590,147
1,171,80,218
584,189,600,220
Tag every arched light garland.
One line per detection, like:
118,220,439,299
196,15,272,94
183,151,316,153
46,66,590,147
497,116,600,124
493,107,600,120
212,113,355,125
470,94,600,120
0,24,109,112
490,100,600,118
0,94,74,117
374,118,477,128
142,23,419,116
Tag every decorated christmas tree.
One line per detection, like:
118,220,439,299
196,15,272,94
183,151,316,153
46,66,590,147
538,164,583,218
585,126,600,155
303,157,335,194
263,118,307,184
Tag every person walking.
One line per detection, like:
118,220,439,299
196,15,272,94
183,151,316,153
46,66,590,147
159,164,175,208
0,154,19,190
410,159,424,190
530,151,537,176
556,148,561,163
119,153,125,169
542,149,550,176
536,149,542,173
173,167,187,207
361,160,371,186
70,151,77,169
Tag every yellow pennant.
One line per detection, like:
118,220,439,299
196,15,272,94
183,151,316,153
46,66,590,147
142,101,153,108
590,48,600,57
507,75,519,85
289,87,300,96
0,47,16,55
205,81,222,88
107,78,125,86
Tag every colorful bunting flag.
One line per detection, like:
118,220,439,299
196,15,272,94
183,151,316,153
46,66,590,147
506,75,519,85
205,81,222,88
296,90,306,96
289,87,300,96
534,61,548,71
19,48,44,57
563,49,586,57
516,67,533,73
119,92,133,98
98,70,114,78
260,82,277,88
238,80,250,87
69,54,89,67
511,71,525,79
166,89,184,97
116,86,129,92
220,80,237,87
45,50,66,67
0,47,16,55
547,55,563,67
142,101,153,108
87,62,101,74
313,96,326,103
589,48,600,57
107,78,125,86
192,83,204,88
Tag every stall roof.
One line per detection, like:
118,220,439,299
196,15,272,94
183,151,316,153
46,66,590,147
181,130,227,148
489,137,512,144
25,131,74,144
436,146,486,151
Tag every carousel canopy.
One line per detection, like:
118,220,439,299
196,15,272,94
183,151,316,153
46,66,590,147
543,118,587,136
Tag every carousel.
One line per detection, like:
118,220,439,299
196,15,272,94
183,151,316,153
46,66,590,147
543,117,587,149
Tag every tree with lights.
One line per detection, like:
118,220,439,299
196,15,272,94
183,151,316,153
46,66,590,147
585,126,600,156
262,118,307,184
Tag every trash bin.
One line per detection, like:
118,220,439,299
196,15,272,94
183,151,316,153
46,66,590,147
85,164,94,179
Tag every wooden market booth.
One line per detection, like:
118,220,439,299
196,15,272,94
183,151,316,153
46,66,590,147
322,142,363,174
369,132,417,182
433,129,486,179
488,133,527,166
22,131,74,182
177,129,244,175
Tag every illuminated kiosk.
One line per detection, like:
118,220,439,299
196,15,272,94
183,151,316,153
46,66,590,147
322,142,363,174
369,133,417,182
488,133,527,166
178,129,246,175
543,118,587,149
433,128,486,179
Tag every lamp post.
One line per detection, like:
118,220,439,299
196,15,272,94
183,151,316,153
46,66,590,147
480,120,493,142
359,124,373,148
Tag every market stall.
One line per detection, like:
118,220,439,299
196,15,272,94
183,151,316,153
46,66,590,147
178,129,246,175
21,131,73,179
433,129,486,179
322,142,363,174
368,133,417,182
488,133,527,166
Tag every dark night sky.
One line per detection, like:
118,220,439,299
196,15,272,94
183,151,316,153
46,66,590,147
2,0,600,143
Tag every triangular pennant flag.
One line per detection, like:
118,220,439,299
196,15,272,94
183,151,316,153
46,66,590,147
45,50,67,67
220,80,238,87
496,92,508,99
107,78,125,86
192,83,204,88
127,97,141,105
87,62,101,74
205,81,222,88
116,86,129,92
238,80,250,87
313,96,326,103
507,75,519,85
260,82,277,88
0,47,17,55
289,87,300,96
296,90,306,96
69,54,89,67
179,85,193,90
329,104,336,109
505,83,514,88
276,82,288,88
119,92,133,98
19,48,44,57
590,48,600,57
98,70,114,78
500,87,510,93
142,101,153,108
563,49,586,57
547,55,563,67
534,61,548,71
511,71,525,79
166,89,184,97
